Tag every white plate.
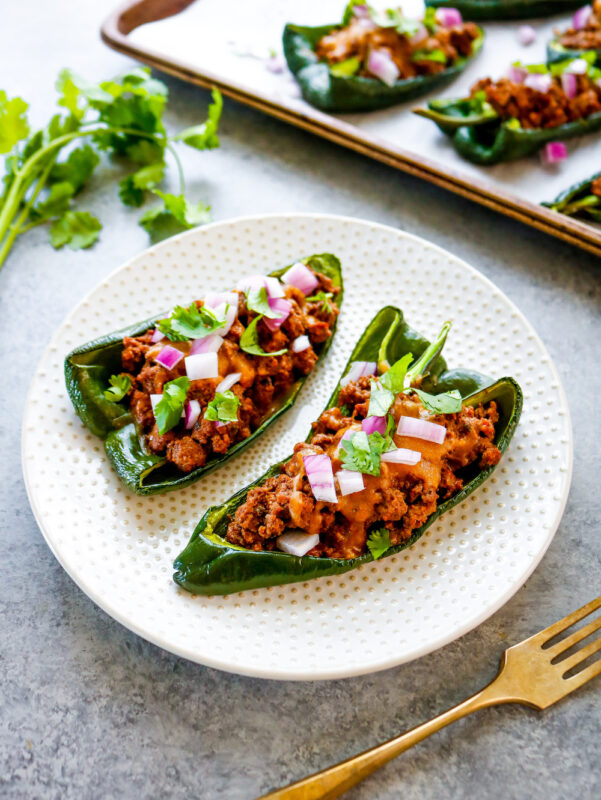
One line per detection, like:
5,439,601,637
22,213,572,680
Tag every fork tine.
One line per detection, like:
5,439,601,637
557,635,601,675
527,595,601,647
561,655,601,694
546,614,601,658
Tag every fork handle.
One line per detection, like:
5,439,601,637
257,683,502,800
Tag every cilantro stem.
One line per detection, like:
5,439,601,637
166,142,186,195
0,125,164,272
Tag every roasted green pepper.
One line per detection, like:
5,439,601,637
64,254,343,495
282,11,484,113
543,170,601,221
415,95,601,165
547,39,601,65
425,0,583,20
174,306,522,596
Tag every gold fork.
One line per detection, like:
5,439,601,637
258,595,601,800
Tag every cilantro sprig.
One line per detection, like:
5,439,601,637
204,390,240,423
367,353,412,418
0,69,223,270
154,376,190,435
340,424,395,476
103,374,131,402
157,302,226,341
305,290,334,313
245,285,283,319
366,528,392,560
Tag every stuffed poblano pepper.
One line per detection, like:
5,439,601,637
174,307,522,596
414,53,601,164
548,2,601,64
64,255,343,495
282,1,484,112
543,169,601,220
425,0,583,21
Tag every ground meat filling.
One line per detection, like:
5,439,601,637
315,16,480,79
557,1,601,51
470,73,601,129
226,378,501,559
118,270,340,473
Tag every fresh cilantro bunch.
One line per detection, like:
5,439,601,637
0,68,223,269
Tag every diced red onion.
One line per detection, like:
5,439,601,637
184,399,201,429
292,335,310,353
281,262,319,295
339,361,377,388
507,65,528,83
336,469,365,496
435,7,463,26
150,394,162,415
572,4,592,29
264,297,292,331
361,416,386,435
236,274,264,292
410,23,428,45
204,290,231,308
397,415,446,444
366,48,400,87
276,532,320,556
541,141,568,165
381,448,422,465
204,291,238,336
216,372,242,394
150,328,165,343
353,3,370,18
566,58,588,74
190,333,223,355
524,73,552,93
266,54,286,74
517,25,536,45
561,72,578,98
156,345,184,371
185,352,219,380
303,453,337,503
264,276,285,299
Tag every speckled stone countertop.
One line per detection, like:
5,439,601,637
1,2,600,798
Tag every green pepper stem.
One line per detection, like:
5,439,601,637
406,320,452,382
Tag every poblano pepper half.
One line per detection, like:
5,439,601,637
543,170,601,221
64,254,343,495
425,0,583,20
414,53,601,164
282,4,484,113
174,306,522,596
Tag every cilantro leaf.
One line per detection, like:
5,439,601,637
380,353,413,394
368,381,395,418
125,139,164,165
412,48,447,64
154,376,190,435
338,404,351,416
173,88,223,150
340,430,392,476
119,161,165,207
139,190,211,243
240,315,287,357
367,528,391,560
32,181,74,220
50,145,99,193
49,210,101,250
204,390,240,423
103,374,131,402
413,388,462,414
157,302,226,341
0,91,30,154
245,285,282,319
305,290,334,313
330,57,361,77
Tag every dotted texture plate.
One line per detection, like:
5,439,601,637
22,214,572,680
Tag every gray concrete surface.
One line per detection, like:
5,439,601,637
1,2,600,798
